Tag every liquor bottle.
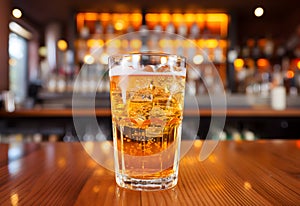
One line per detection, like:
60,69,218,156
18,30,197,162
139,24,149,51
178,22,187,37
252,39,261,60
264,37,274,58
47,71,57,92
106,22,114,35
56,72,66,93
95,20,103,35
154,23,162,32
127,24,134,33
80,20,90,39
214,40,223,63
242,130,255,141
190,22,200,39
166,22,175,34
241,40,250,59
271,64,286,110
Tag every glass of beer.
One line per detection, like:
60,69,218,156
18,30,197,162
108,52,186,191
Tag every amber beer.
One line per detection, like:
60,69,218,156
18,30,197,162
109,53,186,190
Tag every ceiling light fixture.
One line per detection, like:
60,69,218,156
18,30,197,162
12,8,22,19
254,7,264,17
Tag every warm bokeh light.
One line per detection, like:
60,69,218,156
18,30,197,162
87,39,104,48
205,39,218,48
76,12,141,33
130,13,142,29
109,39,121,48
206,13,228,36
130,39,142,49
234,58,244,70
208,154,217,163
100,13,111,22
84,54,95,64
57,158,66,168
160,13,171,27
296,140,300,149
297,60,300,70
197,39,224,49
247,39,256,48
114,20,125,31
193,54,204,65
197,39,205,48
172,13,184,27
76,13,85,32
100,53,109,64
244,181,252,190
195,14,205,25
121,39,129,49
10,193,19,206
258,38,267,48
245,58,255,69
38,46,47,57
145,12,228,36
85,13,98,21
12,8,22,18
184,13,196,26
257,58,270,68
160,56,168,64
286,70,295,79
173,39,182,47
57,40,68,51
194,140,202,148
145,13,160,28
254,7,264,17
219,40,227,48
206,13,228,23
159,39,172,48
9,58,17,67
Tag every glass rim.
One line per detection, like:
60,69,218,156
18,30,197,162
108,52,186,62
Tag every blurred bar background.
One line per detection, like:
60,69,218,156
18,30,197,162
0,0,300,142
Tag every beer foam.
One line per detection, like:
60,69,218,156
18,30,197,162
109,66,186,77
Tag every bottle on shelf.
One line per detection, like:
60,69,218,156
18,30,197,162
178,21,188,37
190,22,200,39
106,21,114,35
154,23,163,33
94,20,103,36
214,39,223,63
166,21,175,34
72,12,229,96
264,37,274,58
271,64,286,110
80,20,90,39
252,39,261,60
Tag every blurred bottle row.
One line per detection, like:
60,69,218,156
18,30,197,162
0,129,257,143
0,126,111,143
40,12,228,95
38,12,300,98
0,133,62,143
231,35,300,96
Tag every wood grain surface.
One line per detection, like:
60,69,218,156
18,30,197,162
0,140,300,205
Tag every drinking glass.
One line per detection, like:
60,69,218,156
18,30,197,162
108,52,186,191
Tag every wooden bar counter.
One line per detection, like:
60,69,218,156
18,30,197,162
0,140,300,205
